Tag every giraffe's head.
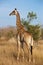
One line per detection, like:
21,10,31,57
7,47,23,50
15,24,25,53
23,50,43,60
9,8,18,16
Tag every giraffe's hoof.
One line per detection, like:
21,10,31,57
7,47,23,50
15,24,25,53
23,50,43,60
17,57,19,61
22,57,24,62
33,59,35,63
23,56,24,60
29,59,31,63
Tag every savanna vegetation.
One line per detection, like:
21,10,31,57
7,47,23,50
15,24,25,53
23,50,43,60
0,11,43,65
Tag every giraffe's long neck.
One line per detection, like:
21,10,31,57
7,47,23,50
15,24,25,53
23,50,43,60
16,12,25,34
16,12,21,31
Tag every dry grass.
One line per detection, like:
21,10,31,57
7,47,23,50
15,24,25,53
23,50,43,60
0,39,43,65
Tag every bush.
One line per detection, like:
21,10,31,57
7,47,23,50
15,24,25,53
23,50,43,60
41,28,43,39
6,30,15,39
21,19,40,41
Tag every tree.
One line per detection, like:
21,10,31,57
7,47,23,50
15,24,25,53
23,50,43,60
21,11,40,41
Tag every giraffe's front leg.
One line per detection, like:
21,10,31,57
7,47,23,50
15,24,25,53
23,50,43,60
17,45,20,61
17,35,21,61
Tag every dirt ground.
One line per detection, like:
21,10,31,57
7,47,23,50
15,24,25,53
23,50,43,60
0,39,43,65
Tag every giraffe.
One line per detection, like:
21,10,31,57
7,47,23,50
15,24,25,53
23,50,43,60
9,8,34,62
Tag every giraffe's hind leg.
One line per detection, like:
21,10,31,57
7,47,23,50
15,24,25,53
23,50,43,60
17,45,20,61
29,46,35,63
28,46,31,62
30,46,33,62
31,46,35,63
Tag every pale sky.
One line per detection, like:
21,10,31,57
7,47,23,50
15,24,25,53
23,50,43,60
0,0,43,27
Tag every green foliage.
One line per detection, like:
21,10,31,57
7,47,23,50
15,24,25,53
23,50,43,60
28,25,40,41
41,28,43,39
27,11,37,23
21,18,30,28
